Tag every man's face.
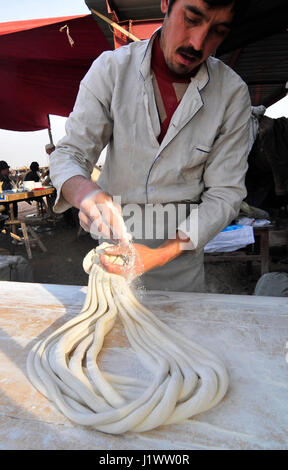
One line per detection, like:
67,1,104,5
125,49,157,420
1,168,9,177
160,0,234,76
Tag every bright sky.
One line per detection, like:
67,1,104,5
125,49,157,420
0,1,287,169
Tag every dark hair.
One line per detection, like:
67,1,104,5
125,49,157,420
30,161,39,172
167,0,247,23
0,160,9,171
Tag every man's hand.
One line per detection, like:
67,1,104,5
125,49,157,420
100,243,157,279
79,189,131,243
99,231,192,280
61,175,131,244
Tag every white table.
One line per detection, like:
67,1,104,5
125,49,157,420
0,281,287,450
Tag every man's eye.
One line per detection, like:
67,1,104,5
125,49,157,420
214,27,230,37
185,15,199,25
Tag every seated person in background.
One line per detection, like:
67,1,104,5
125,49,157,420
24,162,40,182
0,160,13,190
0,160,18,217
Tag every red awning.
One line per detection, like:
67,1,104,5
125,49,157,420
0,15,87,36
0,15,111,131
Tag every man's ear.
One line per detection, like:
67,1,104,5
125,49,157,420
160,0,169,15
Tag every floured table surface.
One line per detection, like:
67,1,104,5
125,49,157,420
0,281,287,450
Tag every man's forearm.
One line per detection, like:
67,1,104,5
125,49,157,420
61,175,101,209
61,177,192,272
154,231,193,267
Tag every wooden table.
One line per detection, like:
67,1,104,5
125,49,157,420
0,187,56,228
0,281,288,450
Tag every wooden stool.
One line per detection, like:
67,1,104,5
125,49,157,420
4,219,47,259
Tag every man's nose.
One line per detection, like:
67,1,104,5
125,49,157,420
188,25,208,52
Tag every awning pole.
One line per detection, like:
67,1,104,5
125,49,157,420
47,115,54,145
90,7,140,42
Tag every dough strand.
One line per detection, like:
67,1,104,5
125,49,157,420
26,243,229,434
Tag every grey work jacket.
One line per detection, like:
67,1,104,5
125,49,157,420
50,28,251,255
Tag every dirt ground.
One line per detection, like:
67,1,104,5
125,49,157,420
1,200,288,295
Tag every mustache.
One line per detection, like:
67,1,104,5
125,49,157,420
176,46,203,60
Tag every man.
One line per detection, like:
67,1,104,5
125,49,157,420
40,144,56,186
0,160,18,218
0,160,13,190
45,143,55,156
50,0,252,292
24,162,40,182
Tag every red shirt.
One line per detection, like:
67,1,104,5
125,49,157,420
151,34,192,143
